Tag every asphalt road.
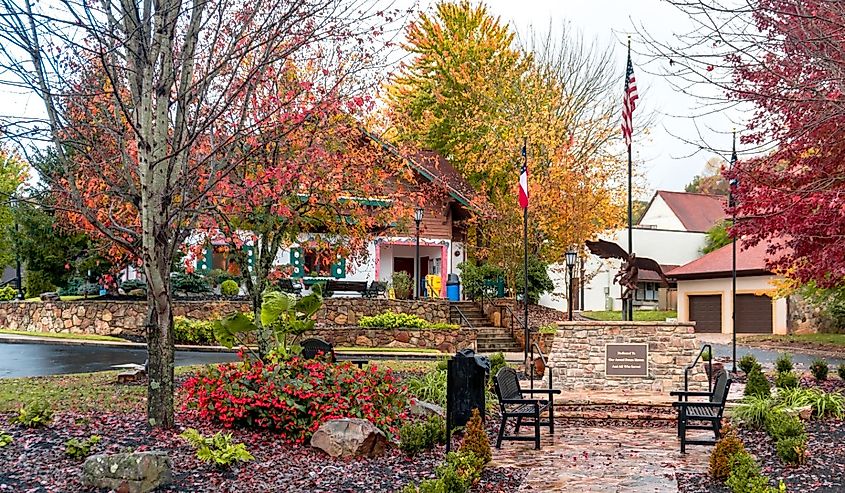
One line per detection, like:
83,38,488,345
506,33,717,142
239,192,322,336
708,343,844,367
0,342,238,378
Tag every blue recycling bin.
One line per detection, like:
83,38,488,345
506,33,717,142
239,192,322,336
446,273,460,301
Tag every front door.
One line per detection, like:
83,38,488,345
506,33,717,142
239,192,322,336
393,257,414,279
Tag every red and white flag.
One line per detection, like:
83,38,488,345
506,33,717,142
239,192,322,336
621,48,638,147
518,144,528,209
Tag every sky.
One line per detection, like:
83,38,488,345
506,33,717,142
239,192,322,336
410,0,742,196
0,0,742,198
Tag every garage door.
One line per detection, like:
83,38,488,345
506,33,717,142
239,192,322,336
689,295,722,333
735,294,773,333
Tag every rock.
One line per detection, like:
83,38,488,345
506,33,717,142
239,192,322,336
40,292,60,302
82,451,172,493
409,399,444,417
128,289,146,297
310,418,388,458
797,405,813,420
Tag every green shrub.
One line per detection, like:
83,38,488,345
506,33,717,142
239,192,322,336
10,400,52,428
208,269,241,287
220,279,240,297
65,435,101,459
765,410,804,440
774,387,813,409
359,312,458,330
838,364,845,381
774,371,798,389
744,366,771,399
805,389,845,419
809,358,829,381
732,395,775,430
180,428,254,467
76,282,101,296
119,279,146,293
174,317,216,344
488,352,507,386
25,270,56,298
538,323,557,335
460,408,491,464
399,415,447,456
0,286,17,301
391,271,413,300
171,272,211,293
701,348,712,361
775,353,793,374
436,358,448,372
0,431,12,447
739,354,760,374
404,450,485,493
407,370,447,407
725,450,771,493
775,435,807,465
457,261,505,300
709,426,746,480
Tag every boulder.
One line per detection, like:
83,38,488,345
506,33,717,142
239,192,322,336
310,418,388,458
128,289,146,297
409,399,444,417
797,405,814,421
82,451,172,493
39,292,60,302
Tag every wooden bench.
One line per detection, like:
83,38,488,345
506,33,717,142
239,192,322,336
324,280,369,296
363,281,387,298
300,338,368,369
493,367,560,450
277,278,302,295
670,369,732,453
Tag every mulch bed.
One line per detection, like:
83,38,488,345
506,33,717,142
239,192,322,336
677,418,845,492
0,410,523,493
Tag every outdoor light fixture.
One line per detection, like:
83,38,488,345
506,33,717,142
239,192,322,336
565,248,578,321
414,207,424,300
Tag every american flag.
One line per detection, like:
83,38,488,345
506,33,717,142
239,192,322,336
729,132,738,207
621,49,638,147
518,144,528,209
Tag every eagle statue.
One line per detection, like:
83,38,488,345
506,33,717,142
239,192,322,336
585,239,669,301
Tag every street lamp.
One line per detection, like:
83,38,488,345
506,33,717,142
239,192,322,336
729,130,738,373
414,207,424,300
565,248,577,321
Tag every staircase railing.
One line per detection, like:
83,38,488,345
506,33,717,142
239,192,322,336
682,343,713,399
498,303,526,342
449,304,474,330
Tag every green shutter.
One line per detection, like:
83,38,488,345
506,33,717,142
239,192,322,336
290,247,304,278
199,245,212,273
330,257,346,279
243,244,255,273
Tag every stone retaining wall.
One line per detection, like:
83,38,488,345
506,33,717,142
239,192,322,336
0,298,452,338
546,321,708,393
306,327,476,353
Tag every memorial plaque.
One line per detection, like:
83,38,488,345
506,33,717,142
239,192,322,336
605,343,648,377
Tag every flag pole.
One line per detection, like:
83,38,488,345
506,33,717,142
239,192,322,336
626,35,634,322
522,137,530,374
730,129,738,373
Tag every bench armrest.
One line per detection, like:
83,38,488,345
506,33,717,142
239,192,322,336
521,388,561,395
672,401,724,408
669,391,712,397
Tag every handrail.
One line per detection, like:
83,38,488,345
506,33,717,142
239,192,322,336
530,341,552,391
683,344,713,399
497,302,525,342
449,304,474,330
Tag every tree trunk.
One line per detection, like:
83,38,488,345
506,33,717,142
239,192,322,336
146,285,175,428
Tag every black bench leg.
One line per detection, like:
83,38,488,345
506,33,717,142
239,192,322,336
514,416,522,435
496,415,507,449
549,402,555,435
679,409,687,454
534,406,541,450
713,418,722,441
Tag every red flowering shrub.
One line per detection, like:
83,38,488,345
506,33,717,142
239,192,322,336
182,357,408,443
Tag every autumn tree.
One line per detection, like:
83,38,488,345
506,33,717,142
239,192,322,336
0,147,26,267
685,157,729,195
385,2,626,297
0,0,398,427
644,0,845,286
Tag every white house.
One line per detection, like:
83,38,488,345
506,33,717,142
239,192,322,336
540,191,727,312
669,239,787,335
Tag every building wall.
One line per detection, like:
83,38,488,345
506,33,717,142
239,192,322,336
638,195,688,231
545,227,708,312
676,275,787,334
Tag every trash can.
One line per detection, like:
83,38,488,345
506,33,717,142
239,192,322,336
446,349,491,451
446,273,460,301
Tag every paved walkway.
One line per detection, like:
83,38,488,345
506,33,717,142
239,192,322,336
493,425,710,492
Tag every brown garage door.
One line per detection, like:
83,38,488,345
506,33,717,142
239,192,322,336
689,295,722,333
735,294,773,333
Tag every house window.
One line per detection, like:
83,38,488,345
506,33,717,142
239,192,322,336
303,249,333,277
635,282,659,302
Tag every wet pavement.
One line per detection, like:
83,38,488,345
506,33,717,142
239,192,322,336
707,342,845,368
0,342,238,378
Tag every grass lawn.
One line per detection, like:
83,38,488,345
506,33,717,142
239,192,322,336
335,346,442,354
22,295,103,302
582,310,677,322
0,329,126,343
744,333,845,348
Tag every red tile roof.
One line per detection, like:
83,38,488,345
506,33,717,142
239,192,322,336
667,239,786,279
640,265,679,282
647,191,727,232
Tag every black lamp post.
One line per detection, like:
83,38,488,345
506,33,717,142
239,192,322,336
565,248,577,321
729,130,738,373
414,207,424,300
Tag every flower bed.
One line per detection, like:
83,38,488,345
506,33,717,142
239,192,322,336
182,357,408,442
